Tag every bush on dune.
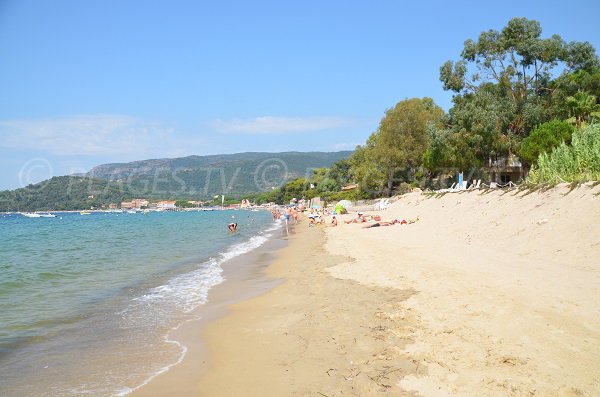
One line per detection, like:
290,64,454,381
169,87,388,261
527,123,600,184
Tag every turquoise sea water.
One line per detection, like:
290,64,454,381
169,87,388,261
0,210,276,396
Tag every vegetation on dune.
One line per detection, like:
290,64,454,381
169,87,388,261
434,17,599,169
519,120,575,165
527,123,600,184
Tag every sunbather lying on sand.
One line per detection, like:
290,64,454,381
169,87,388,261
361,217,420,228
361,220,400,228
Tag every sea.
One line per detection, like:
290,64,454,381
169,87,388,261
0,209,278,396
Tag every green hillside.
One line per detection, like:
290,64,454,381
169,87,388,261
85,151,352,198
0,176,138,212
1,151,352,211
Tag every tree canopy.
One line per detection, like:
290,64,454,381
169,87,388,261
430,17,600,173
348,98,445,195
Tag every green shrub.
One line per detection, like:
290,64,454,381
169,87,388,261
519,120,575,165
527,123,600,184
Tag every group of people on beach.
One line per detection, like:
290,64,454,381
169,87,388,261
235,199,417,232
272,207,299,225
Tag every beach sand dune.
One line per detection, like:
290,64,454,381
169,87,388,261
326,184,600,396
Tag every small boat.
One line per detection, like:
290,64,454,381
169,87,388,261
21,212,41,218
80,211,92,215
38,212,56,218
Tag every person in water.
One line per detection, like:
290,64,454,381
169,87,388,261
228,222,238,232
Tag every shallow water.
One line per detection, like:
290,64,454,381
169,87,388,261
0,210,276,396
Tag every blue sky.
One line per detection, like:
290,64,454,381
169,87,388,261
1,0,599,190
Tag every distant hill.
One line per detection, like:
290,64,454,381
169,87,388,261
0,176,139,212
85,151,353,198
0,151,352,211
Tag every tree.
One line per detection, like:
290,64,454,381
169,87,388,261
448,83,517,156
440,17,599,137
279,178,315,204
175,200,196,208
436,17,599,171
519,120,575,165
328,159,352,188
546,68,600,119
441,17,599,104
373,98,445,195
423,127,481,172
565,90,600,127
348,134,386,196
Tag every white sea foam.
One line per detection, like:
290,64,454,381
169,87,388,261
114,326,189,397
118,223,281,396
129,230,277,314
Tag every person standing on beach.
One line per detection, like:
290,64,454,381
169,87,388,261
284,206,291,225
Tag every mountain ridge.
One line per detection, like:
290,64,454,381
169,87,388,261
86,151,352,180
1,151,353,211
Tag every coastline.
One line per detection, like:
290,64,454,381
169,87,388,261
133,184,600,396
130,223,288,397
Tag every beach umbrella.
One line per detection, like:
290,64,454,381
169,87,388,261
338,200,352,208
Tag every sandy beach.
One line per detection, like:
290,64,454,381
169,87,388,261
134,183,600,396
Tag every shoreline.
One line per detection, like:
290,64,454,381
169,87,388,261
142,217,420,396
130,222,289,397
131,184,600,396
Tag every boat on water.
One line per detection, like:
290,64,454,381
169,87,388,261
80,211,92,215
20,212,41,218
20,212,57,218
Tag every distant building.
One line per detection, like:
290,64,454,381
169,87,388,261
108,203,117,210
157,200,176,210
484,155,528,184
341,183,358,191
121,201,134,210
131,199,149,209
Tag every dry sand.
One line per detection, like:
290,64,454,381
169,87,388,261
135,183,600,396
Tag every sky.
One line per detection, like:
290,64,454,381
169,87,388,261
1,0,599,190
